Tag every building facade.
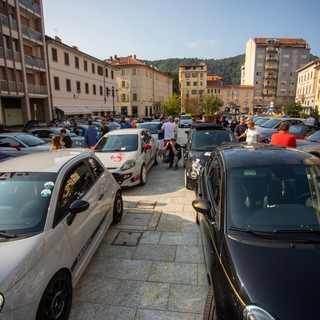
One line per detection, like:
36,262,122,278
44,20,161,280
295,58,320,113
108,56,173,118
179,62,207,114
0,0,51,127
46,36,118,119
242,38,310,113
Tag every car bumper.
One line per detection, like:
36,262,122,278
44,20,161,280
111,170,141,187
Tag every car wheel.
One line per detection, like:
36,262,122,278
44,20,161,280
139,164,147,186
36,271,72,320
112,191,123,224
203,285,217,320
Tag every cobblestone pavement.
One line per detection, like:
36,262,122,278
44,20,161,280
69,128,208,320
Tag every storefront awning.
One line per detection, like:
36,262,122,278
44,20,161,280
55,106,92,115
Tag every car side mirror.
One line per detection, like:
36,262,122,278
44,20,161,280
192,199,211,215
11,144,21,150
67,199,90,225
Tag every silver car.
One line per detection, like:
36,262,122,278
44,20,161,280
0,149,123,319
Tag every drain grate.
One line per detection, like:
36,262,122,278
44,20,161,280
112,231,142,246
136,200,157,209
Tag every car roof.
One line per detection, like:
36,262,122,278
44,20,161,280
105,128,148,135
0,149,95,173
0,132,34,137
215,143,319,169
189,123,227,130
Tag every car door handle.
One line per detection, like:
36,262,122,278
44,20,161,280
98,193,104,200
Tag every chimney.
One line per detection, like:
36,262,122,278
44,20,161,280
54,36,62,43
110,56,113,61
72,46,78,50
114,54,117,59
134,54,136,59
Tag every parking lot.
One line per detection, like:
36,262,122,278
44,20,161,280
69,127,208,320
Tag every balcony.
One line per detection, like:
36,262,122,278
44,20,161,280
19,0,41,15
24,55,45,70
265,74,277,79
265,65,277,70
264,83,276,88
27,84,47,94
21,25,43,43
0,80,24,93
266,56,278,62
266,47,279,52
263,92,274,97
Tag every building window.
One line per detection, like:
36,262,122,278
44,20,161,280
54,77,60,90
191,90,197,95
75,56,79,69
92,63,95,74
133,93,137,101
99,86,103,96
186,81,190,86
93,84,96,95
85,83,89,94
111,70,114,79
185,72,190,78
64,53,69,65
84,60,88,71
122,81,126,88
121,69,126,76
121,94,127,102
105,68,108,78
66,79,71,92
192,73,197,78
76,81,81,93
98,66,103,76
132,106,138,116
193,81,197,86
133,69,137,75
52,48,58,62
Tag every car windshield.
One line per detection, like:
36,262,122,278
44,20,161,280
227,165,320,233
254,118,269,125
94,134,138,152
289,125,307,136
137,123,159,134
0,172,57,237
259,118,282,128
16,134,47,146
181,116,192,120
306,131,320,143
191,131,237,151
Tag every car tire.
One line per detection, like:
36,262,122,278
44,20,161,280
112,191,123,224
36,271,72,320
203,284,217,320
139,164,147,186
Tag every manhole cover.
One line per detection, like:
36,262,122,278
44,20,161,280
136,200,157,209
112,231,142,246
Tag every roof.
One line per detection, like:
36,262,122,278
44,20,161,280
108,56,145,66
216,143,318,169
253,37,309,48
0,149,94,173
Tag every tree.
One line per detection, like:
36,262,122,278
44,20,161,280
163,94,181,117
200,94,224,116
283,100,303,117
185,96,200,114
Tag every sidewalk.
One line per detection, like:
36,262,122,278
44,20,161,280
69,159,208,320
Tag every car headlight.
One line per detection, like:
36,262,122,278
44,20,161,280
120,160,136,171
190,159,202,179
243,305,275,320
0,293,4,312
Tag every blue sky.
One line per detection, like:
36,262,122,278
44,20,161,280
43,0,320,61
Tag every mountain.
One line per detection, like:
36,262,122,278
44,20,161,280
143,53,319,86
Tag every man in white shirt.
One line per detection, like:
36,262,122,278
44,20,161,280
305,116,316,127
162,116,177,146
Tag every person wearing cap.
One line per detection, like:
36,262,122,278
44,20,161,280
162,138,182,170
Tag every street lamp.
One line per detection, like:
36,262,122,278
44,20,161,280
106,86,118,116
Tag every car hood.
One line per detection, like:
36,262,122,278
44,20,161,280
95,151,137,168
189,150,212,165
0,234,44,293
222,234,320,319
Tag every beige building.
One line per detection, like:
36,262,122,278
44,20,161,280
0,0,51,126
242,38,310,113
46,36,118,118
179,62,207,114
295,58,320,114
108,56,173,118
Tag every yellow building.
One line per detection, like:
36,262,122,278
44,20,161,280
108,56,173,118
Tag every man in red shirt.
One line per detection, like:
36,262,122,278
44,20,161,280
270,121,297,147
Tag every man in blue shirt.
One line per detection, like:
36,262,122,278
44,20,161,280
85,120,97,148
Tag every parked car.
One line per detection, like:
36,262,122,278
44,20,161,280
29,127,86,148
193,142,320,320
179,115,193,128
0,151,13,162
137,121,160,141
295,130,320,157
0,132,51,157
94,128,159,187
181,123,238,190
22,120,50,132
256,117,306,141
0,149,123,319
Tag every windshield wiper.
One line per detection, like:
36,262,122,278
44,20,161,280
273,228,320,234
0,231,18,238
228,226,274,238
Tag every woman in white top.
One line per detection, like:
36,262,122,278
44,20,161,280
239,120,260,143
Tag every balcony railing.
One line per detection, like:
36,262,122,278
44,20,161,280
266,56,278,62
19,0,41,15
265,65,277,70
24,55,45,69
265,74,277,79
27,84,47,94
21,25,43,43
0,80,24,92
264,84,276,88
266,47,279,52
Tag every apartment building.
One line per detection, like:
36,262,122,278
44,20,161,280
108,55,173,118
242,38,310,113
179,62,207,114
295,58,320,113
46,36,118,119
0,0,51,127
